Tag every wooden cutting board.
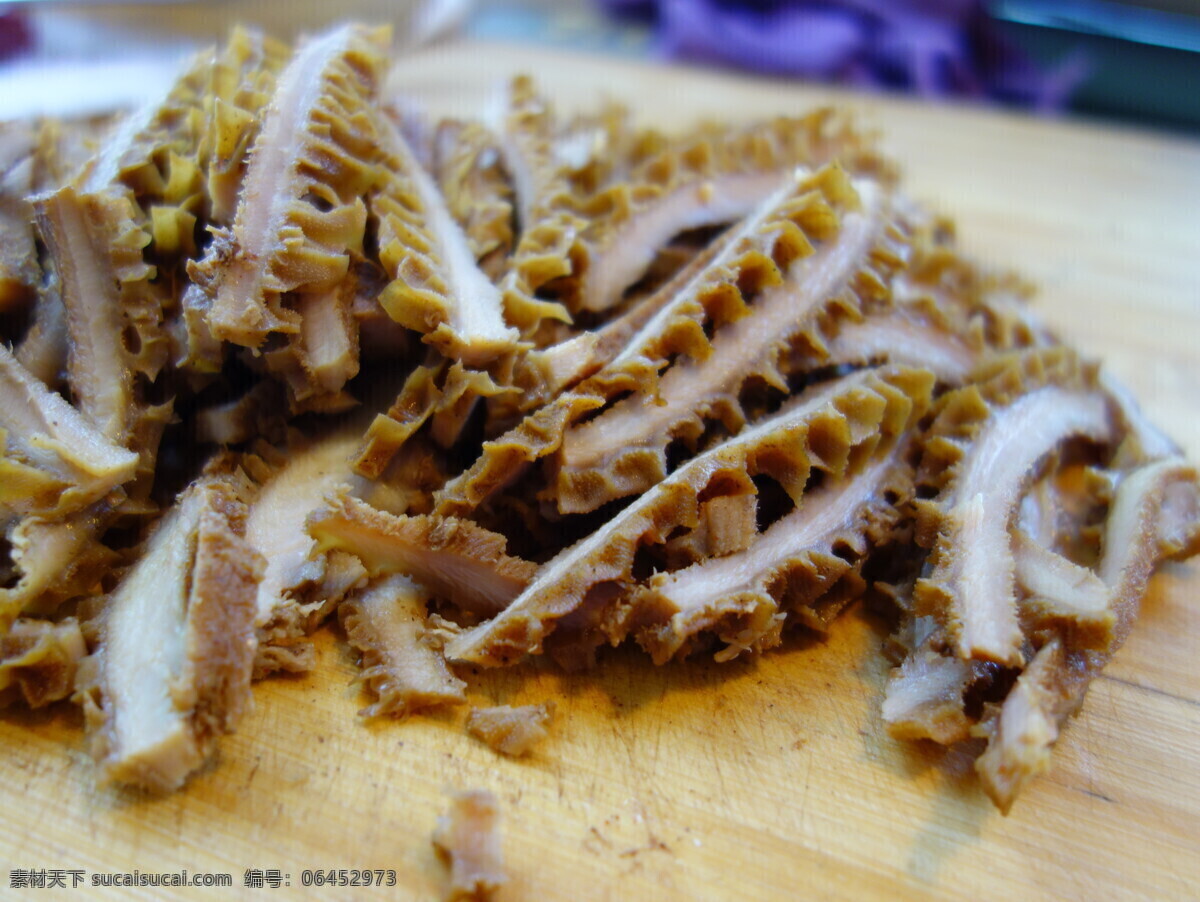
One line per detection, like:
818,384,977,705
3,40,1199,901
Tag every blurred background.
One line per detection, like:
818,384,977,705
0,0,1196,132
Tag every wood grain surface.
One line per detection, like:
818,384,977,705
3,40,1199,901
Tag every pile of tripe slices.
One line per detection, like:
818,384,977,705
0,24,1195,813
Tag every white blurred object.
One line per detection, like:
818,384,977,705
0,56,184,119
27,0,466,47
410,0,474,46
0,0,475,120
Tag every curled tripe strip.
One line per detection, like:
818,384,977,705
0,122,38,312
240,427,367,676
77,471,264,792
432,119,515,278
913,350,1114,666
0,344,137,520
0,617,86,709
373,113,520,366
339,573,466,718
202,27,291,227
308,493,537,617
33,187,169,453
445,366,931,667
974,458,1200,811
195,24,388,350
632,429,925,665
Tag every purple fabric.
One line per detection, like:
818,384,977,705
598,0,1087,110
0,11,33,63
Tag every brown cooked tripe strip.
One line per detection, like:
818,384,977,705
31,187,174,603
0,505,119,633
492,75,581,293
355,355,507,478
77,471,264,792
242,427,367,675
258,277,362,410
633,437,922,665
884,365,1194,773
432,119,515,278
14,277,69,390
193,23,387,408
0,343,138,520
352,105,528,473
564,140,789,315
81,46,211,196
975,457,1200,811
484,76,587,336
972,638,1074,813
308,495,537,616
72,39,282,384
466,703,555,756
434,789,507,902
165,31,290,377
354,358,446,477
446,366,931,667
431,386,602,518
202,27,292,226
352,106,547,469
913,349,1114,666
0,121,37,313
902,460,1107,718
15,178,172,625
339,573,466,718
820,305,977,384
880,613,979,745
1012,528,1113,646
297,280,360,394
33,186,170,458
0,617,86,709
373,112,520,366
238,414,438,675
794,216,1045,385
428,364,511,450
195,24,384,345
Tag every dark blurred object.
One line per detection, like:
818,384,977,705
599,0,1088,110
0,10,34,62
992,0,1200,131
